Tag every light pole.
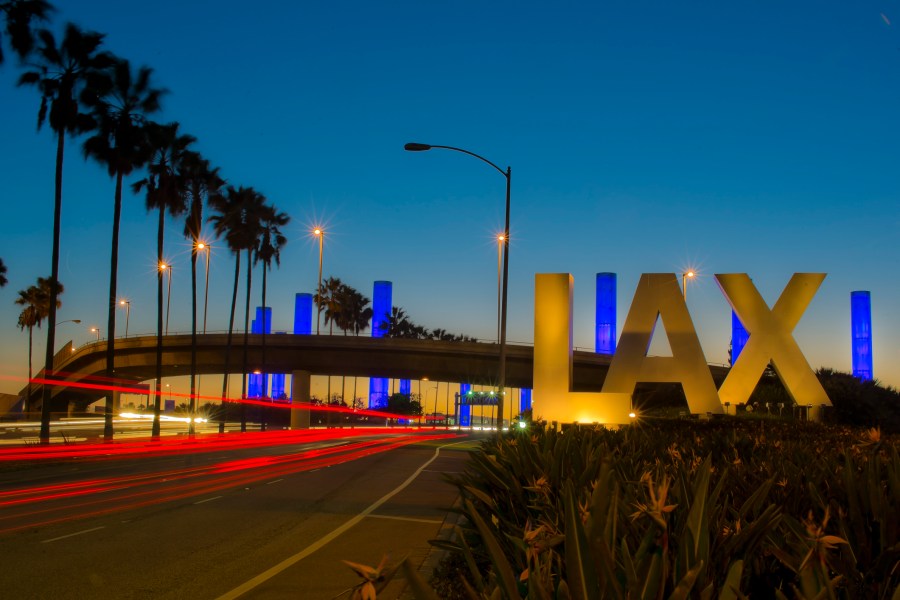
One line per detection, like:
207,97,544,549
119,299,131,337
160,263,173,335
197,242,211,334
682,270,695,301
90,327,100,342
496,234,504,343
405,142,511,434
313,228,324,335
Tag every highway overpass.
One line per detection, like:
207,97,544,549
21,333,729,412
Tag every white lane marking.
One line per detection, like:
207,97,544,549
194,496,223,505
266,479,283,485
42,526,106,543
366,514,443,525
215,439,470,600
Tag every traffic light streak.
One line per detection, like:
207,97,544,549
0,432,457,535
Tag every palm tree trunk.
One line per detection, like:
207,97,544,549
39,128,65,443
104,171,124,440
240,247,252,432
152,206,164,438
189,242,198,434
220,251,240,428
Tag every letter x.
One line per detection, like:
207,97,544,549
716,273,830,407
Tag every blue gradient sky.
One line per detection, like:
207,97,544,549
1,1,899,398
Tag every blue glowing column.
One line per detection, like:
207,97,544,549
248,307,272,398
294,293,313,335
851,291,873,381
289,293,313,400
369,281,392,408
248,317,261,397
399,380,411,396
731,310,749,366
520,388,532,412
595,273,617,354
459,383,472,427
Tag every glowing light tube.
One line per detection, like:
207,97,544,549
851,291,873,381
370,281,393,408
595,273,617,354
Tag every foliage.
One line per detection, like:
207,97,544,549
424,420,900,599
0,257,6,287
385,393,423,417
378,305,475,342
0,0,53,64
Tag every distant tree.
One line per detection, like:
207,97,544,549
385,393,423,417
15,277,61,413
315,276,345,335
82,57,164,439
0,258,7,287
0,0,52,65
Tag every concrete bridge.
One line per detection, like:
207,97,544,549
22,333,729,412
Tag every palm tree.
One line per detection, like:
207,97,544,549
0,0,52,65
254,204,289,388
254,204,289,429
181,152,223,433
132,121,194,437
0,258,7,287
315,277,345,335
18,23,110,442
333,285,372,336
15,277,61,414
82,57,164,439
208,185,262,419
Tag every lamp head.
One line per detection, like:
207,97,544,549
404,142,432,152
73,319,82,324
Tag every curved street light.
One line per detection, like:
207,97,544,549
90,327,101,342
404,142,511,434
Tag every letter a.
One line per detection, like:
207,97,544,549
716,273,830,408
601,273,722,414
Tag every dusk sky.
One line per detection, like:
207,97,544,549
1,1,899,400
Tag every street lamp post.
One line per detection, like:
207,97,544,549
313,228,324,335
119,300,131,337
405,142,511,435
197,243,211,334
160,263,173,335
496,234,504,343
90,327,100,342
682,270,695,301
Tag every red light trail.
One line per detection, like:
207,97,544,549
0,431,460,535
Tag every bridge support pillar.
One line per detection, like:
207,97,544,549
291,370,311,430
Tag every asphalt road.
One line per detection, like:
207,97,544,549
0,429,479,599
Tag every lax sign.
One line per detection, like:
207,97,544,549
532,273,830,425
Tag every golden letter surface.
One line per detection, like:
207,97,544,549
716,273,830,407
603,273,722,414
532,274,632,425
601,273,722,414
